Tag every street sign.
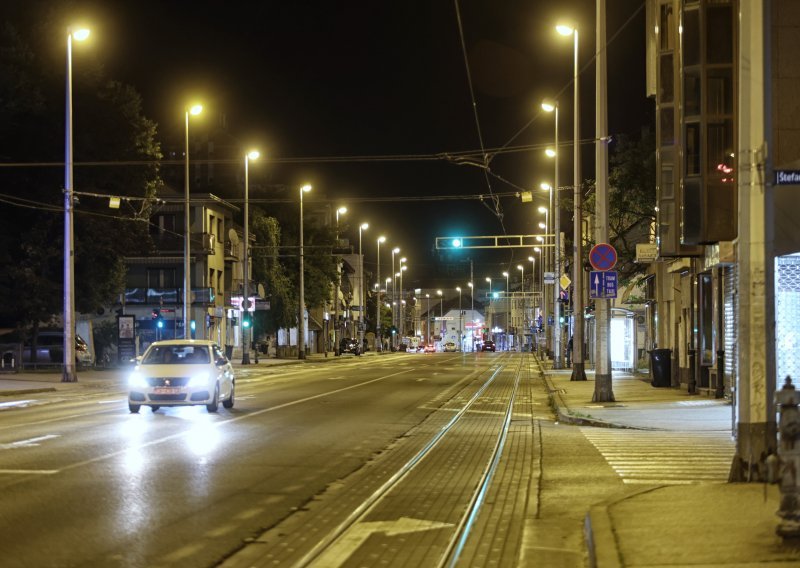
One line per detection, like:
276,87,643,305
775,170,800,185
589,243,617,271
544,271,555,285
590,271,618,299
635,243,658,263
560,274,571,291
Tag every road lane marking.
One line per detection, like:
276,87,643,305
0,434,61,450
0,469,59,475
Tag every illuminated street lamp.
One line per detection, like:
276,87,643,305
298,184,312,359
182,102,203,341
63,25,90,382
425,293,431,344
468,281,474,351
358,223,369,353
333,206,347,355
376,235,386,351
557,21,586,380
485,277,493,342
399,261,407,339
241,149,259,364
542,98,562,368
391,247,400,348
517,265,524,347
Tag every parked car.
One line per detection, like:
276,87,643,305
22,330,94,367
339,337,361,355
443,341,458,352
127,340,234,413
423,344,436,353
481,340,496,352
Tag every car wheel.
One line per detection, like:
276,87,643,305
222,382,235,409
128,403,140,413
206,384,219,413
150,405,160,412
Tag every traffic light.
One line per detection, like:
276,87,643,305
242,314,251,328
152,309,164,328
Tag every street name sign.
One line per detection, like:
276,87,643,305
590,271,618,299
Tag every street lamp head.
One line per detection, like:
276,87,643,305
437,289,442,296
392,247,400,254
426,293,430,298
247,150,260,160
377,235,386,244
72,28,90,41
401,265,407,272
300,184,312,193
541,100,556,113
517,265,523,271
400,257,406,263
502,271,509,277
556,24,576,36
545,148,556,158
540,182,552,191
534,247,542,252
360,222,369,230
189,104,203,116
456,286,461,292
485,277,491,283
528,256,535,262
537,236,544,242
468,282,473,288
538,206,548,214
539,222,547,229
337,206,347,215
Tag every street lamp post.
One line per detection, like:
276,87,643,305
456,286,462,351
436,289,443,343
558,22,586,380
375,236,386,351
399,261,407,340
298,184,312,359
517,266,524,349
485,277,493,342
184,103,202,340
334,206,347,356
425,293,431,344
358,223,368,354
391,247,400,349
241,150,259,364
468,281,474,351
63,26,90,383
543,99,562,368
502,271,509,350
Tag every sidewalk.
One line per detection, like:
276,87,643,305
540,363,800,567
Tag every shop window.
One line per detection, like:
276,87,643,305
682,178,702,244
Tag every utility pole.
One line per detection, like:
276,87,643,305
593,0,614,401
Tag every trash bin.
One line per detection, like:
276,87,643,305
649,348,672,387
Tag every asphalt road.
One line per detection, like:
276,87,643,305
0,352,519,567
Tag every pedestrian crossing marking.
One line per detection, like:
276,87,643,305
581,428,734,485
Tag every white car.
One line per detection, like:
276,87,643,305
443,341,458,352
127,340,235,413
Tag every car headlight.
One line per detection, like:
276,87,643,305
187,372,210,388
128,371,148,389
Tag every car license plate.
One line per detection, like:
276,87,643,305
153,387,180,394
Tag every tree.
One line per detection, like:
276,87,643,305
0,14,162,331
250,212,295,342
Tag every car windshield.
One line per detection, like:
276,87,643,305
142,345,210,365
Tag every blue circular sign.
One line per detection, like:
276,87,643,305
589,243,617,271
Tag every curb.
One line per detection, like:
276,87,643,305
0,387,58,396
584,485,666,568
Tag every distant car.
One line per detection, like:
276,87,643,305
423,344,436,353
481,340,496,352
127,340,234,413
443,341,458,352
339,337,361,355
23,330,94,367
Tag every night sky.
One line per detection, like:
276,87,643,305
6,0,652,294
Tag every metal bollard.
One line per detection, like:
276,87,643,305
775,376,800,541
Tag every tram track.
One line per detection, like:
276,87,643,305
223,352,537,568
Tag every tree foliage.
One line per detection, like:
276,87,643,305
0,13,162,329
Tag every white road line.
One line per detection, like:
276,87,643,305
0,434,61,450
0,469,59,475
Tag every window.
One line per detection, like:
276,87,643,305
150,214,176,236
660,107,675,146
659,53,674,103
147,268,177,288
707,70,732,115
685,123,701,176
707,120,733,177
659,3,675,51
684,70,701,117
682,8,700,66
706,6,733,64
